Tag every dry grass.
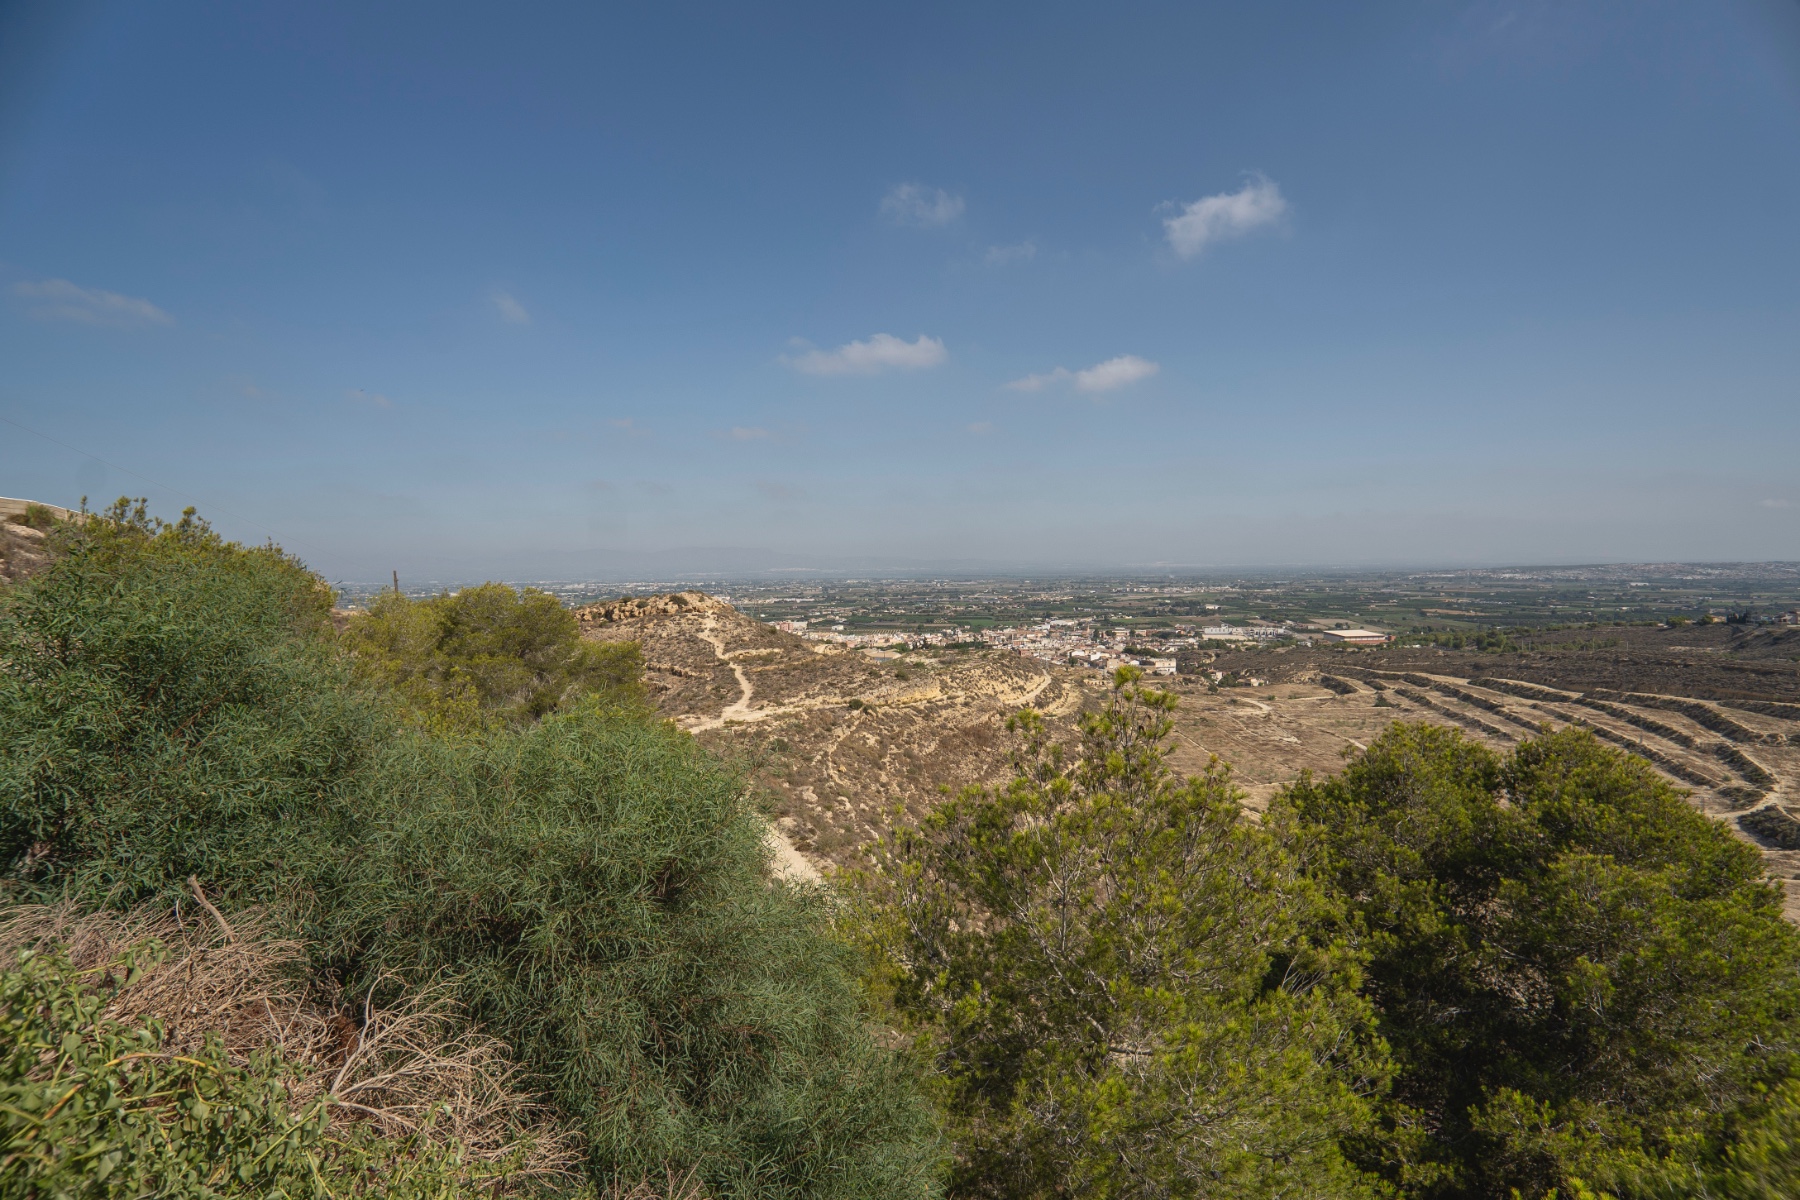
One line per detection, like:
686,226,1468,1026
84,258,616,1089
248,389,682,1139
601,1168,707,1200
0,889,582,1186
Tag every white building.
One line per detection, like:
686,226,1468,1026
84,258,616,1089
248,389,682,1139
1322,629,1389,645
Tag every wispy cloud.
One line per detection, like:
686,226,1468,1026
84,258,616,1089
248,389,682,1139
1075,355,1159,392
785,333,947,376
966,421,994,434
754,480,803,501
984,241,1036,265
346,388,393,408
1162,173,1287,259
491,290,531,324
14,278,173,327
1005,367,1072,393
881,183,964,227
1761,498,1794,509
1006,356,1159,395
727,426,771,441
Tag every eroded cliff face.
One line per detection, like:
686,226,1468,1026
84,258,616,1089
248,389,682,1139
0,521,53,586
573,590,733,627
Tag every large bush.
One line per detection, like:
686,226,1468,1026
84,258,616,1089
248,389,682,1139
1276,723,1800,1200
325,705,943,1199
0,501,378,905
344,584,643,732
857,670,1389,1199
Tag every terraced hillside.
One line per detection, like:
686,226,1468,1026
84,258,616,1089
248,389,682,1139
581,595,1800,916
1198,665,1800,918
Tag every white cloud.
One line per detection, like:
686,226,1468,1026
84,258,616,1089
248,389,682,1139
1162,174,1287,259
881,183,964,227
1075,355,1159,392
985,241,1037,265
1005,356,1159,394
1761,498,1794,509
14,278,172,327
966,421,994,434
1004,367,1071,393
786,333,947,376
491,290,531,324
346,388,393,408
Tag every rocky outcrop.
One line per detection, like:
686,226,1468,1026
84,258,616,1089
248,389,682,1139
572,590,733,627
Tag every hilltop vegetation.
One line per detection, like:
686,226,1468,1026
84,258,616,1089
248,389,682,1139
345,583,643,731
0,503,939,1198
7,502,1800,1199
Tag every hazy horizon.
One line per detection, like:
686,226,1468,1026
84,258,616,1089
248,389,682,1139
4,2,1798,579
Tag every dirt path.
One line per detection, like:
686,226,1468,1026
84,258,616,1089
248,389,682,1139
682,616,823,883
682,615,768,732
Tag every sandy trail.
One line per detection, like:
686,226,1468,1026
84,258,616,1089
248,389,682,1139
681,616,823,883
682,616,764,732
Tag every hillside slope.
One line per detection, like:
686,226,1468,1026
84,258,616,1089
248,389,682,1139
582,595,1800,916
577,594,1090,869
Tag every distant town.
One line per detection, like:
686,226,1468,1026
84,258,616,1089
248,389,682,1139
771,614,1391,677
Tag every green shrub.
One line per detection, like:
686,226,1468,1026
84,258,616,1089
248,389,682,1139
1276,723,1800,1200
326,704,943,1199
344,584,643,732
0,945,479,1199
855,669,1388,1199
1691,1079,1800,1199
0,500,378,905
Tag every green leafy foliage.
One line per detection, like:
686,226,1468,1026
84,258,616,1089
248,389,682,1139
324,706,944,1199
857,668,1389,1199
0,945,477,1199
0,499,377,905
343,584,643,732
1276,723,1800,1200
0,504,942,1198
1690,1080,1800,1199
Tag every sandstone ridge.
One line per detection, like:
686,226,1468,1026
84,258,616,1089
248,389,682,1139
573,590,733,627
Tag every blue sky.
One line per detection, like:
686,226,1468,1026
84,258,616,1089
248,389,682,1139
3,1,1797,581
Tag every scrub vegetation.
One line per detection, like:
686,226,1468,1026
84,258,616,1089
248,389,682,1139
6,501,1800,1199
0,502,939,1199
